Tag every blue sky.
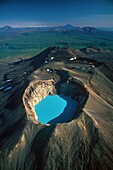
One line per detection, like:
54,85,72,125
0,0,113,27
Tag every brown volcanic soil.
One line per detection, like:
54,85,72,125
0,47,113,170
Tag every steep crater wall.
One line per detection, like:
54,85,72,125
23,77,88,124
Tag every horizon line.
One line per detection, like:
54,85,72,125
0,24,113,28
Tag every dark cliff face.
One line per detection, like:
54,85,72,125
0,47,113,170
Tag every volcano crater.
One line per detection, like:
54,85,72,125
23,74,88,125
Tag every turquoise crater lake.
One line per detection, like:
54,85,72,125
34,94,78,124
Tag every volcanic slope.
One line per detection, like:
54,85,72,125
0,47,113,170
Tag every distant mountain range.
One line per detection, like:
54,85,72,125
0,24,110,33
0,25,13,30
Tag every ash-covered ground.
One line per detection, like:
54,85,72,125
0,47,113,170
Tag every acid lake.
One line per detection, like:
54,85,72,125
34,94,78,124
